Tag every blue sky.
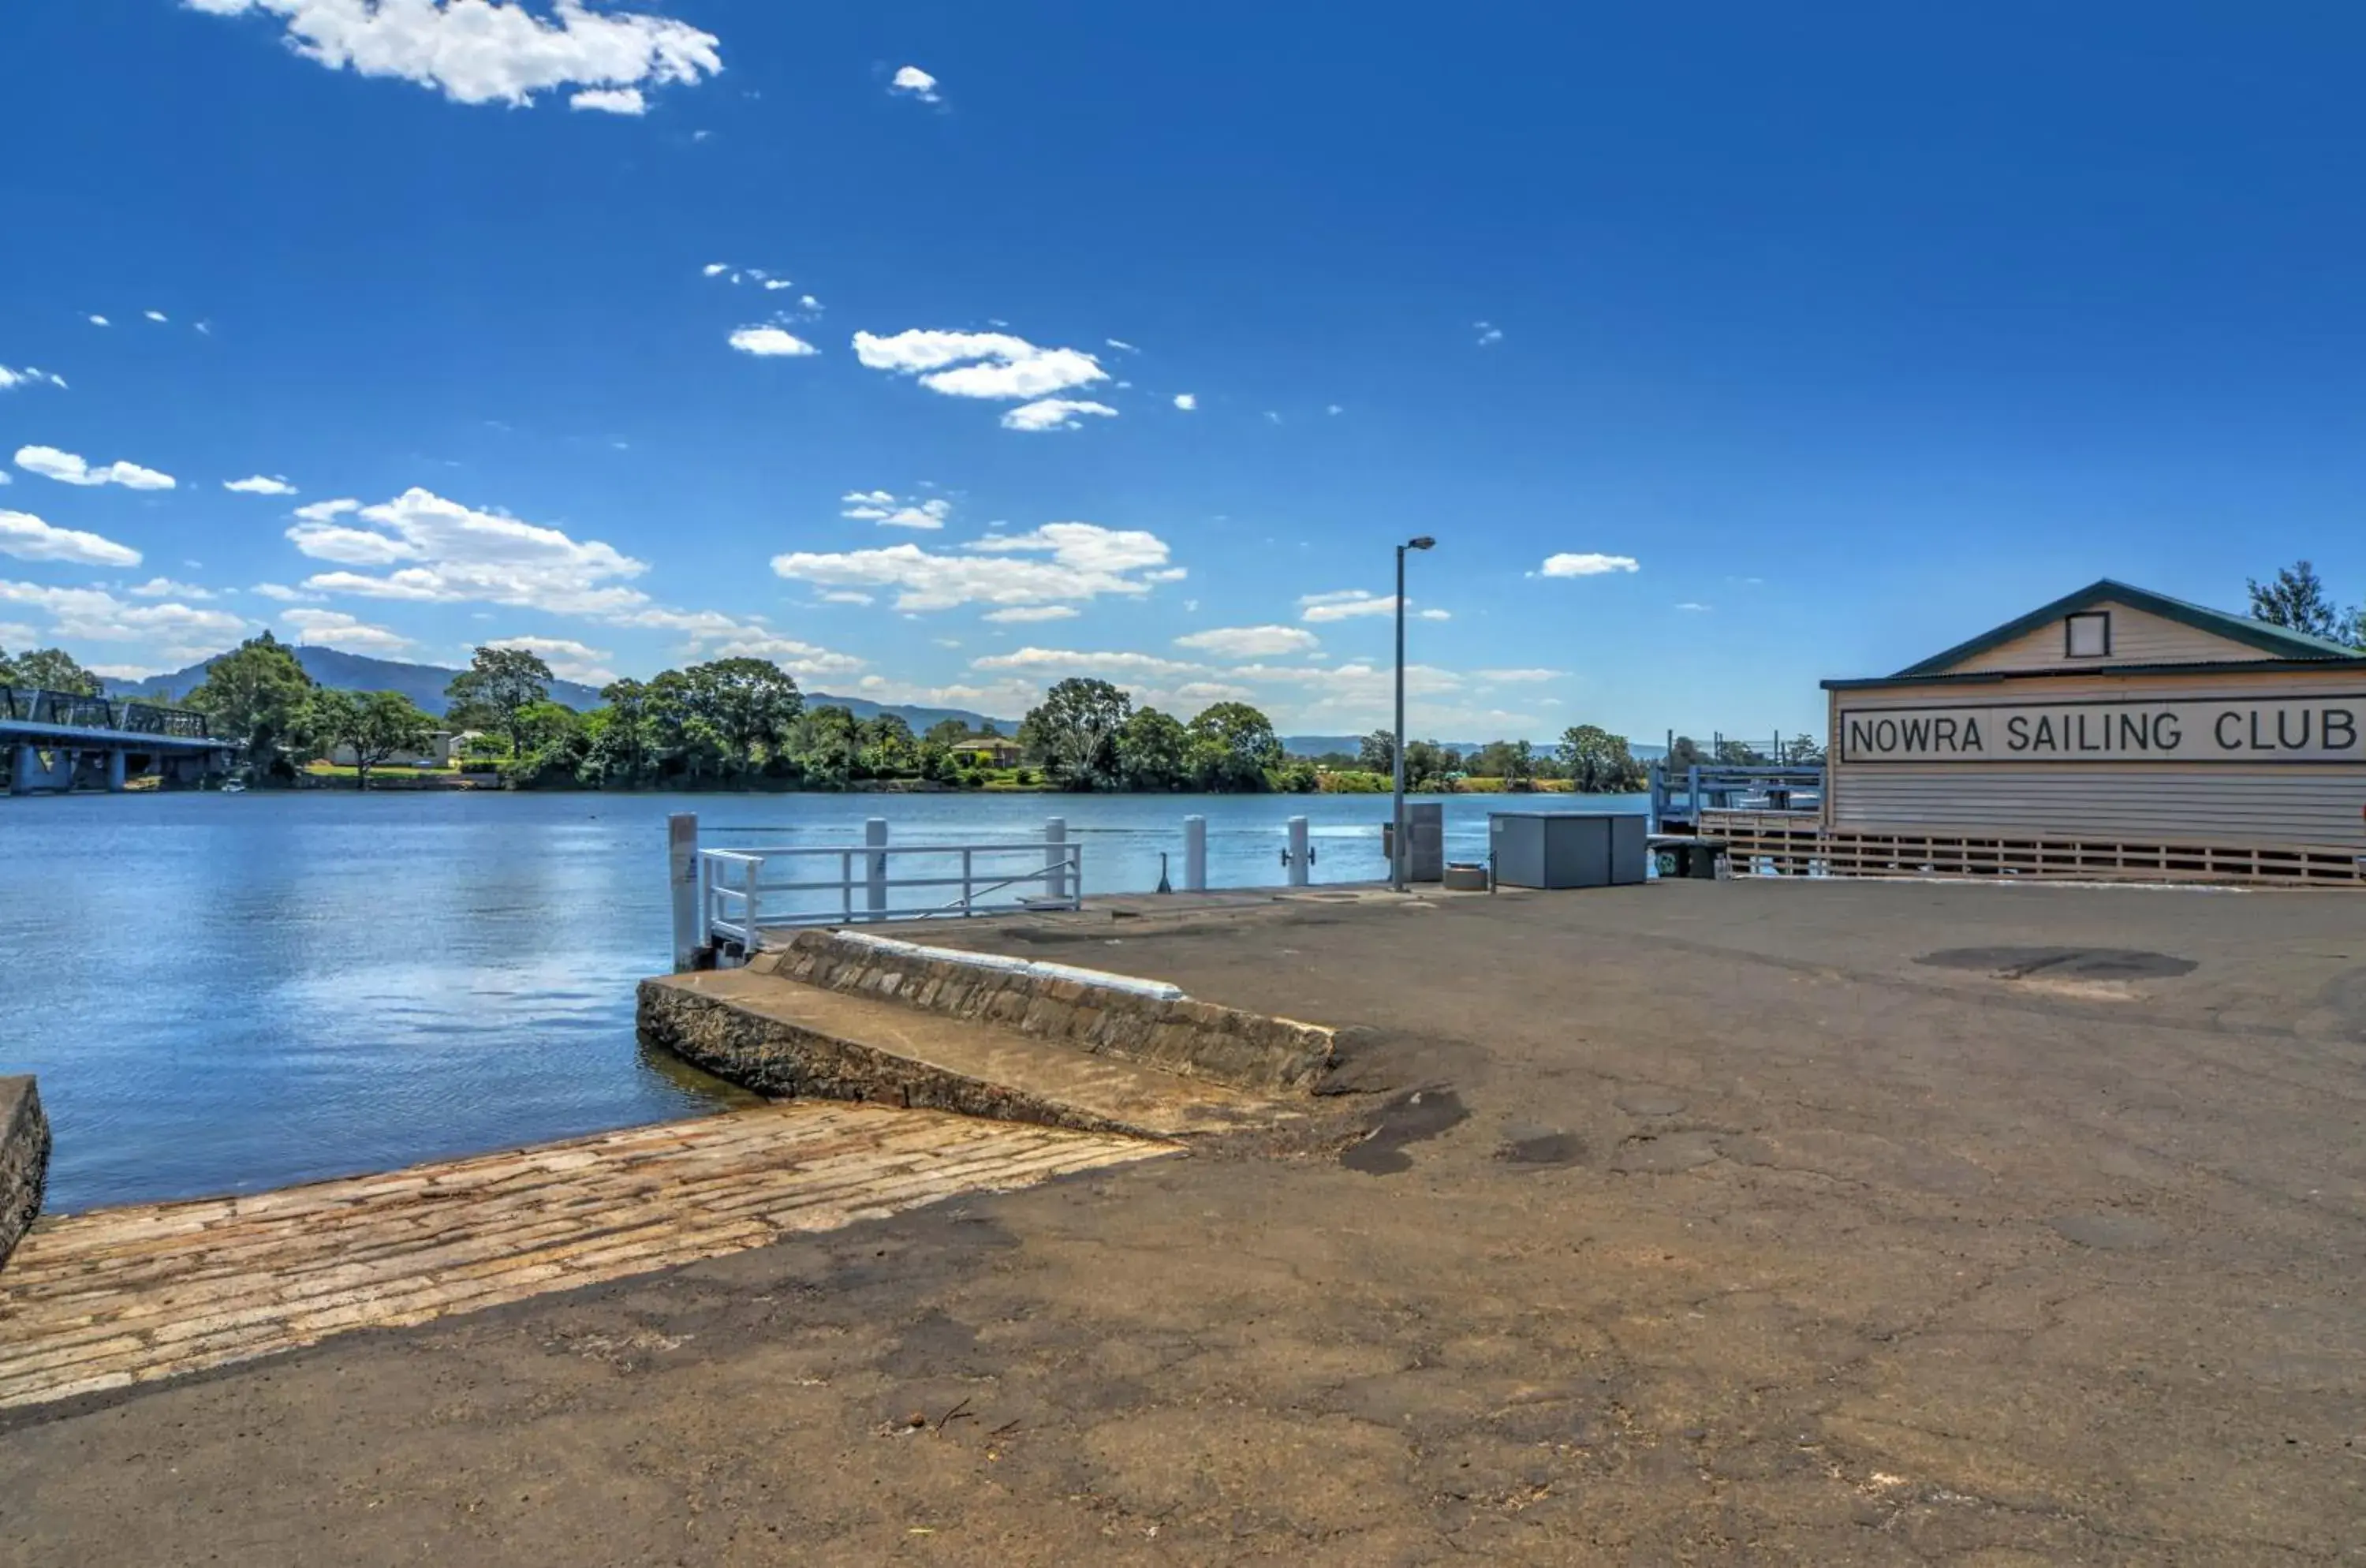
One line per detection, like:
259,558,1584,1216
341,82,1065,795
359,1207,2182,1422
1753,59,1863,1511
4,2,2364,740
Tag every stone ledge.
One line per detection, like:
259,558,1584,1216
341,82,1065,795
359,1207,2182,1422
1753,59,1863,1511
636,980,1193,1140
0,1077,50,1273
749,930,1334,1094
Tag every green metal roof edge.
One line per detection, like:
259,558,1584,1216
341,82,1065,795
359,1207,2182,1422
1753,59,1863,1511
1823,651,2366,692
1890,579,2360,678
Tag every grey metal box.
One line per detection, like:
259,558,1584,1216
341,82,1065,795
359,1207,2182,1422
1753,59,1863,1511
1488,812,1648,889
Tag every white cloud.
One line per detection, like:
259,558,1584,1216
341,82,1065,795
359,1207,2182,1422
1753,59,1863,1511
1297,591,1395,623
760,278,795,291
1172,393,1196,411
251,582,319,602
1418,608,1450,621
1105,338,1138,353
1000,398,1118,432
0,581,244,662
851,329,1108,405
889,65,940,103
1327,403,1344,416
14,445,176,490
282,607,414,655
702,262,730,277
144,310,169,323
1174,624,1319,659
972,648,1208,680
839,491,950,529
1675,601,1711,612
0,366,68,392
1540,552,1639,577
816,590,873,605
982,605,1078,623
88,315,110,327
485,633,614,682
288,486,647,614
224,474,297,495
569,85,644,114
799,293,822,311
0,510,143,568
606,605,864,679
1475,320,1503,346
129,577,213,599
727,325,818,357
1475,668,1562,682
774,522,1174,612
184,0,723,112
292,497,360,522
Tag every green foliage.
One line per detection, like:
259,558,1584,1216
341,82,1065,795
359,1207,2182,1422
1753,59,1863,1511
188,632,316,775
304,688,438,788
1665,734,1707,769
445,645,554,757
0,646,103,696
2248,560,2364,647
923,717,971,748
1115,707,1191,790
1783,733,1826,765
1186,701,1282,791
1357,730,1395,775
1274,760,1320,793
1017,678,1133,790
1556,724,1648,793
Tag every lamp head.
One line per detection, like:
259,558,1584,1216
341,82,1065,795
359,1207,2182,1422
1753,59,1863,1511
1407,536,1436,551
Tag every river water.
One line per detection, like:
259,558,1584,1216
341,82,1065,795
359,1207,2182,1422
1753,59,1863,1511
1,789,1642,1211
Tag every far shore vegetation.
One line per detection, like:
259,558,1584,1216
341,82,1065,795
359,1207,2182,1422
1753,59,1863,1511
7,635,1766,796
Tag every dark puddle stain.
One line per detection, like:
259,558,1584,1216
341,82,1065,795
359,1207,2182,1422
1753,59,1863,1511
2047,1212,2170,1251
1495,1133,1586,1170
1918,946,2196,981
1341,1088,1469,1175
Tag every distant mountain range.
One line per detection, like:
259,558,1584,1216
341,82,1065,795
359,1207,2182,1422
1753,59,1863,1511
103,647,1020,737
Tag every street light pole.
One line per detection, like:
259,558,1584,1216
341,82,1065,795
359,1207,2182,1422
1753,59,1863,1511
1391,536,1435,894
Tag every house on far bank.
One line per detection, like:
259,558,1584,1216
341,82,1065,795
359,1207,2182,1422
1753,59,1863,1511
327,730,461,769
950,737,1022,768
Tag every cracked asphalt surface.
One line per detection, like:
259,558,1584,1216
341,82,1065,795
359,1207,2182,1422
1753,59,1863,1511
4,878,2362,1564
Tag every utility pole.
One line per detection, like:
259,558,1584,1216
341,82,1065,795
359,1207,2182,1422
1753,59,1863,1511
1391,535,1436,893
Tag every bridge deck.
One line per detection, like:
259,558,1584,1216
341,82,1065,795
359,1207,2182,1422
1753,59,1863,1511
0,719,222,752
0,1102,1166,1410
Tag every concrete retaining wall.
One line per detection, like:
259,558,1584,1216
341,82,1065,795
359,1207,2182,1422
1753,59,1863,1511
0,1077,50,1271
751,931,1334,1094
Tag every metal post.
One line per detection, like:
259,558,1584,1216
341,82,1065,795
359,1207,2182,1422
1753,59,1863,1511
1184,815,1207,891
1392,543,1408,893
865,817,888,920
961,846,974,913
742,853,763,948
1687,763,1701,825
1286,816,1310,887
668,813,700,970
1044,816,1069,903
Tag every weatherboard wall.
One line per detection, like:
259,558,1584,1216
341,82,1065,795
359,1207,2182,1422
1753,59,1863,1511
1823,664,2366,849
1939,599,2283,675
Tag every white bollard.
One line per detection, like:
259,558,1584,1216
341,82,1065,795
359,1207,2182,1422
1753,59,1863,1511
1044,816,1069,904
1184,815,1207,892
865,817,888,920
1286,816,1310,887
668,812,700,970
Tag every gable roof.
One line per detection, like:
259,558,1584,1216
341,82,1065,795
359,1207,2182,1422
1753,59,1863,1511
1892,579,2361,678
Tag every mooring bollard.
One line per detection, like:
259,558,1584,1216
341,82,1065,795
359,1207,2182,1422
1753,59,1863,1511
1045,816,1069,903
1286,816,1310,887
668,812,700,971
1184,814,1207,892
865,817,888,921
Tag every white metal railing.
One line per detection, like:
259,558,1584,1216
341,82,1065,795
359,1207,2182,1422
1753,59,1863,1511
692,829,1083,954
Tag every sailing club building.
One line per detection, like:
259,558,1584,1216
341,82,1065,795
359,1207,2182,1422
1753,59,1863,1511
1716,580,2366,884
